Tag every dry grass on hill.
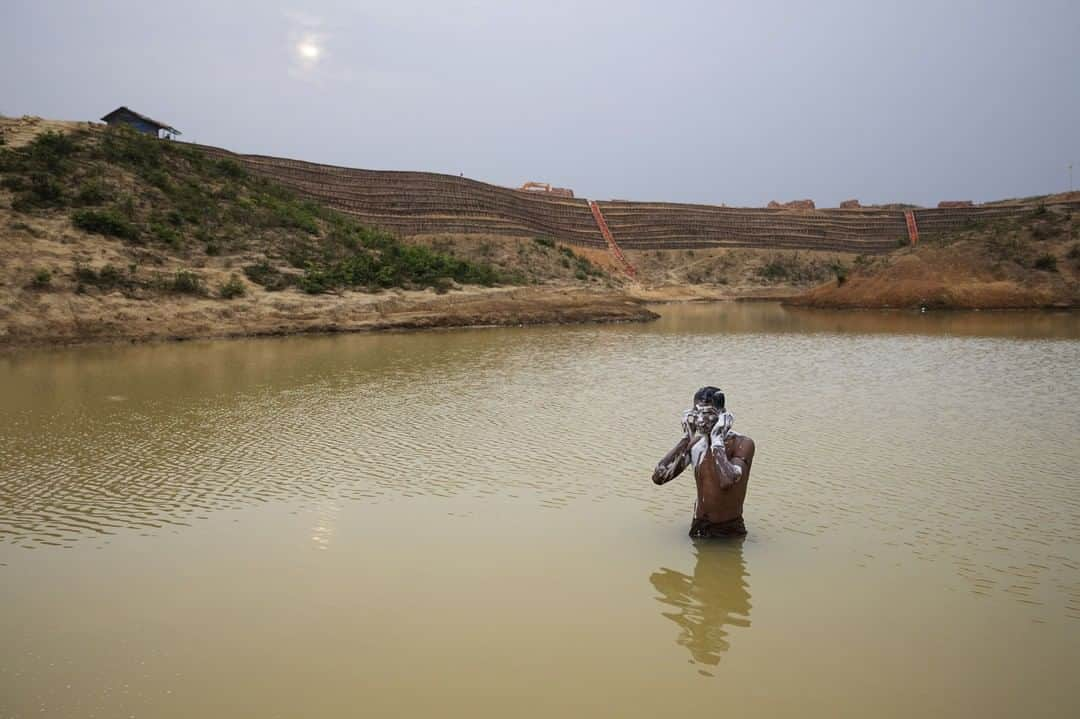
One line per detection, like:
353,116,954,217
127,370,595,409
623,246,858,300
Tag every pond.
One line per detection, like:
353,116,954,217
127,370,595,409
2,303,1078,717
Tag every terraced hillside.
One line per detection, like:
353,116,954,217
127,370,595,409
192,145,607,248
193,143,1080,256
594,201,1074,253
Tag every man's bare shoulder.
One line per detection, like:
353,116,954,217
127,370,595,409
726,433,755,464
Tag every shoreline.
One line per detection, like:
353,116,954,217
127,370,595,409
6,283,1076,353
0,284,660,352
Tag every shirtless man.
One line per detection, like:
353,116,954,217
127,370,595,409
652,387,756,538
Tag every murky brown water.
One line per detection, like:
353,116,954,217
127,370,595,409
2,303,1079,718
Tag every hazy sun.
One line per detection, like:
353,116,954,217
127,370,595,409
297,41,321,60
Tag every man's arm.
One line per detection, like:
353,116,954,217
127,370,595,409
652,435,692,485
713,434,755,489
709,418,753,489
730,435,755,476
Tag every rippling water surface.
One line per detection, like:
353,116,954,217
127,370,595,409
2,303,1079,717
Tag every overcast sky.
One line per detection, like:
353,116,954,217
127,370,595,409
4,1,1078,207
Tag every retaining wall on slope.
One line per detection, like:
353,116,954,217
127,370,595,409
192,144,606,248
190,143,1079,255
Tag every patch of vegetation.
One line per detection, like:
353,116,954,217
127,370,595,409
218,274,246,299
298,239,500,294
31,268,52,288
755,253,844,285
1067,243,1080,261
9,173,65,211
27,131,79,173
532,236,555,248
756,257,791,281
74,178,110,206
2,126,518,296
170,270,204,294
555,244,604,280
833,261,848,285
1032,253,1058,272
150,222,182,248
243,261,293,291
72,208,139,242
74,263,137,292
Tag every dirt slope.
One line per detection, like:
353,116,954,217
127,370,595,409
792,205,1080,309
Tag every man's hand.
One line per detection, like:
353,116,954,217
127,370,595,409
709,411,733,447
653,434,692,485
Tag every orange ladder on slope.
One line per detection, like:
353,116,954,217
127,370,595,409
904,210,920,246
589,201,637,277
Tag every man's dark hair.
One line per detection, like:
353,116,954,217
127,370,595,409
693,386,725,411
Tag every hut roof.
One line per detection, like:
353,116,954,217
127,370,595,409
100,106,181,135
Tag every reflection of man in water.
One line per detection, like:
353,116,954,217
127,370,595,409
650,541,751,670
652,387,756,537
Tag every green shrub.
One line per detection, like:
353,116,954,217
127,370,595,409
833,262,849,285
143,168,171,191
757,257,790,281
31,173,64,204
298,266,333,294
1067,244,1080,260
27,131,78,173
170,270,204,294
73,263,132,291
1033,253,1058,272
150,222,182,248
72,209,139,241
218,274,246,299
102,127,163,170
433,277,454,294
243,261,292,291
533,236,555,248
74,179,109,206
214,159,247,179
31,268,52,288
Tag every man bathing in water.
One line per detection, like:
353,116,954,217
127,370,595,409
652,387,756,538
